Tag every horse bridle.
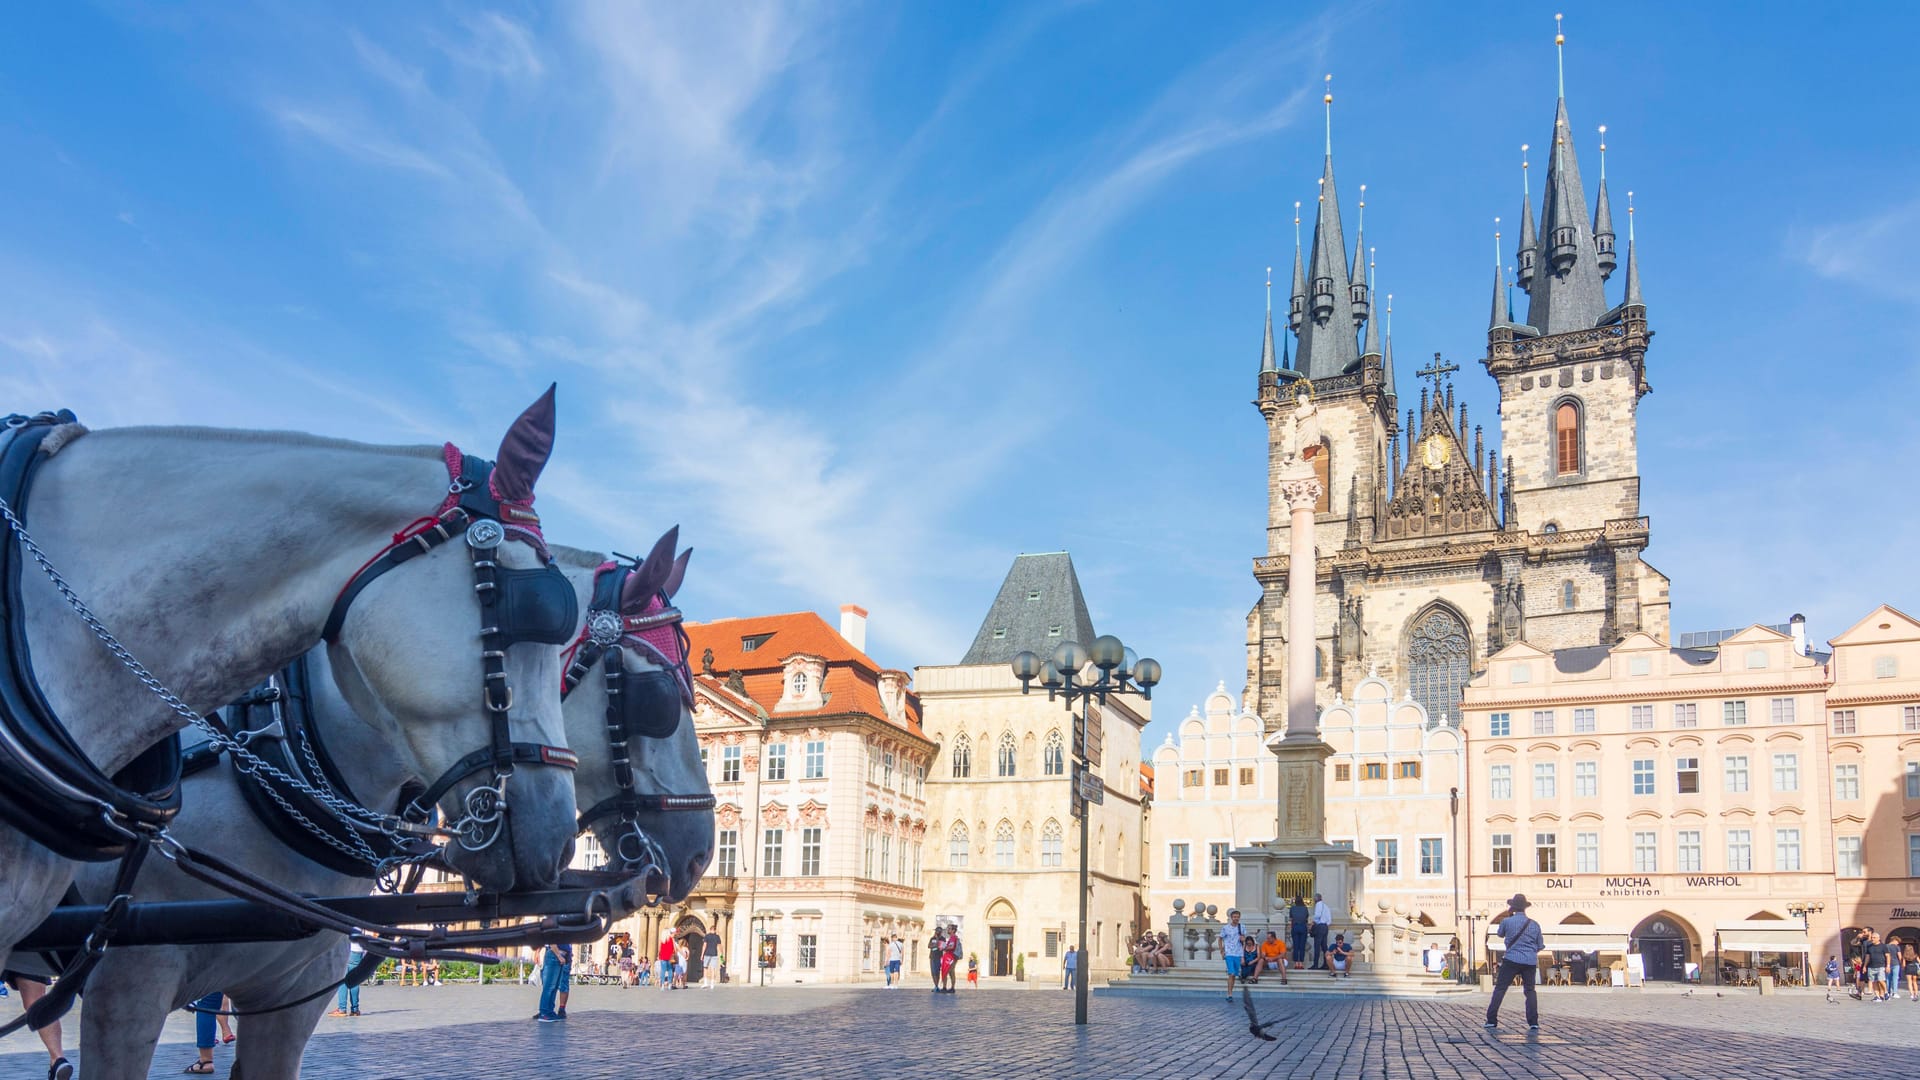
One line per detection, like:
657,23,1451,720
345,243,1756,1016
323,444,580,852
561,561,714,875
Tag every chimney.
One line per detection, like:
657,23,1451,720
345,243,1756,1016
1790,613,1807,657
839,604,869,653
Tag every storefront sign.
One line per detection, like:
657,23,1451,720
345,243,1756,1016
1528,875,1748,898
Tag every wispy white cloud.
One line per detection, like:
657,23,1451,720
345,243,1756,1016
275,106,452,178
1797,198,1920,302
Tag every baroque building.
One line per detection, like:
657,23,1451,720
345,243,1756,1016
1246,40,1668,731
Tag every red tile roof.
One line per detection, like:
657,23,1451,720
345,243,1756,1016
1139,762,1155,798
687,612,922,735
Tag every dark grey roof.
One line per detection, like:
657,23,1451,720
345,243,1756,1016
959,552,1097,667
1294,155,1363,380
1520,98,1609,335
1551,645,1611,674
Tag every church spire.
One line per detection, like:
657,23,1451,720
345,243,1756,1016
1288,202,1305,334
1592,124,1617,279
1516,144,1537,291
1361,247,1382,358
1349,185,1371,327
1623,190,1644,309
1260,267,1278,374
1382,292,1397,401
1490,220,1509,329
1521,16,1608,334
1296,74,1362,379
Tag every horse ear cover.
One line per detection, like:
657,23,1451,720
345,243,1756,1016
621,526,679,612
661,549,693,600
492,383,557,503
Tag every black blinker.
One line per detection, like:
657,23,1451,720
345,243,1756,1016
491,565,581,647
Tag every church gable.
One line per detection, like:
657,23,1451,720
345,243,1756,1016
1382,376,1499,542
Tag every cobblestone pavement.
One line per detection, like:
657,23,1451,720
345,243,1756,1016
2,981,1912,1078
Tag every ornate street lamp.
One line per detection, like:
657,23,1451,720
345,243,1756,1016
1010,636,1159,1026
1787,901,1824,987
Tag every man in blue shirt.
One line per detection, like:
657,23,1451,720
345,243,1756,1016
1063,945,1078,990
536,942,573,1022
1484,893,1543,1031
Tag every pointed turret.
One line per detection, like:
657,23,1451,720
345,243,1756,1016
1381,293,1398,402
1288,203,1306,334
1489,265,1507,330
1622,191,1644,310
1593,125,1616,279
1348,186,1371,328
1295,76,1362,379
1361,250,1381,360
1516,146,1537,292
1520,48,1609,333
1260,269,1278,374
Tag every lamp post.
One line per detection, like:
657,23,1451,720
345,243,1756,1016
1460,909,1487,984
1787,901,1824,988
1011,635,1159,1027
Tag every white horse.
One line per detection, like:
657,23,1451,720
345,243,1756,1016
43,538,711,1078
0,392,580,963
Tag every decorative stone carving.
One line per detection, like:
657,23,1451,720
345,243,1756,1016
715,803,742,828
1278,477,1323,512
761,802,787,828
797,799,829,827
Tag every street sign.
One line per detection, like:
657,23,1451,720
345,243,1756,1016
1073,704,1104,767
1075,764,1105,806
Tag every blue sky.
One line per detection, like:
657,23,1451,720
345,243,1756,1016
3,2,1916,748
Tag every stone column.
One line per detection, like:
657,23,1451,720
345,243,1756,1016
1279,465,1322,742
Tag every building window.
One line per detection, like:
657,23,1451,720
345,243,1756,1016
1727,829,1752,872
916,764,926,797
762,828,784,877
912,841,923,885
997,732,1017,777
1837,836,1863,878
1554,401,1581,475
1533,762,1557,799
1408,608,1472,728
790,671,809,697
804,739,827,779
950,734,972,778
798,934,818,970
1535,832,1559,874
1673,703,1698,729
1722,701,1747,726
1375,838,1399,876
993,821,1015,868
1910,835,1920,878
1741,648,1766,670
1573,708,1596,734
1532,710,1556,736
1419,838,1444,875
1035,817,1061,867
801,827,823,877
1773,753,1799,792
1363,762,1385,781
878,834,890,880
1724,755,1750,793
1209,842,1231,877
1512,665,1532,685
1396,761,1421,779
881,751,895,789
1334,763,1352,782
1491,834,1513,874
1044,930,1061,958
1575,831,1600,873
721,745,742,783
1833,710,1858,735
1239,767,1256,786
1835,763,1861,801
1676,757,1701,794
741,633,772,652
1630,704,1654,730
1047,624,1062,637
1676,830,1702,873
1906,706,1920,732
1770,698,1796,725
1213,768,1230,786
1632,758,1655,795
699,746,709,773
1183,768,1203,788
1043,730,1065,776
1774,828,1802,871
716,829,738,878
1169,843,1191,879
766,744,788,781
1574,760,1598,798
1907,762,1920,800
1876,656,1900,679
1561,580,1576,611
1490,764,1513,800
1632,831,1658,873
948,823,969,868
1490,713,1512,737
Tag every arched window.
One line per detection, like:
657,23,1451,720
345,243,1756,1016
1041,819,1064,866
994,820,1015,867
790,671,809,697
1310,440,1332,513
996,731,1017,777
1554,402,1581,476
1561,580,1576,611
1408,607,1471,729
948,822,969,867
950,734,972,778
1043,730,1065,776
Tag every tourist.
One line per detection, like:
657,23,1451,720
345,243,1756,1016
620,941,638,988
3,969,73,1080
658,932,676,991
534,941,571,1022
1288,896,1309,969
704,927,722,989
183,991,223,1074
929,928,946,991
1904,941,1920,1001
333,938,366,1017
887,936,904,988
673,933,690,989
1063,945,1078,990
1825,954,1841,990
1260,931,1288,984
1484,893,1542,1031
967,953,979,988
1239,935,1264,984
1329,933,1353,977
941,927,963,993
1311,893,1332,970
1221,908,1246,1000
1154,932,1174,971
1867,931,1893,1003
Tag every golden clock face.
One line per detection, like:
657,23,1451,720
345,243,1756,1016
1421,436,1451,469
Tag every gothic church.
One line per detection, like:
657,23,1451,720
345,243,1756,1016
1244,40,1668,730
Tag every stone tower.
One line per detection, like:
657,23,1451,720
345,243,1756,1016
1245,32,1669,732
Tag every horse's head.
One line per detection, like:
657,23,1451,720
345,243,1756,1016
559,530,714,905
325,388,579,893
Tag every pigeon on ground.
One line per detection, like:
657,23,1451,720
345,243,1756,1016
1240,982,1291,1041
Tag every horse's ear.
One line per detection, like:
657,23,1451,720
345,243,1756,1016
492,384,557,503
621,526,680,612
662,549,693,599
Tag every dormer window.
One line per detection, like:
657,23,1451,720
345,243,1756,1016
742,633,773,652
790,671,809,697
1026,589,1042,602
1549,225,1578,273
1047,624,1062,637
992,627,1007,639
1310,276,1335,322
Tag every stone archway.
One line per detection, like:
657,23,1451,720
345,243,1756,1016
1631,911,1699,982
985,898,1017,977
677,914,709,983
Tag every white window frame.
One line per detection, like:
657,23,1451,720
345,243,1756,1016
1418,836,1445,876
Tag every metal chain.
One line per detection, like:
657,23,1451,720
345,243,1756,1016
0,494,442,875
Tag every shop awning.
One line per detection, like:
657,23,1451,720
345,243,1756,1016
1715,921,1808,954
1487,925,1631,954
